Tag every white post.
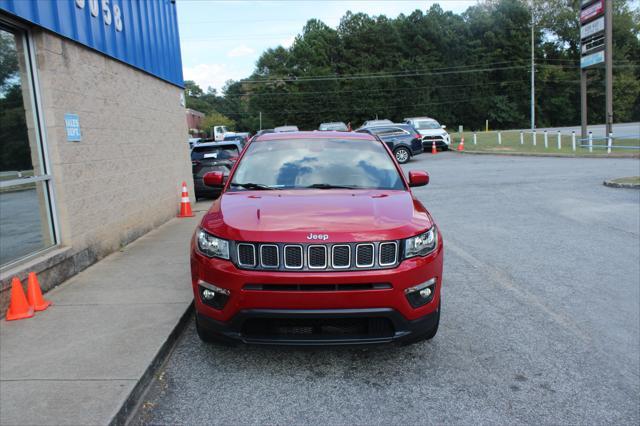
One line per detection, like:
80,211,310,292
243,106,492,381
607,132,612,154
498,132,502,145
533,130,537,146
557,130,561,150
520,131,524,145
572,131,576,151
588,131,593,153
544,130,548,148
473,132,477,145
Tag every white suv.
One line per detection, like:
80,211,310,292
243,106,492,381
404,117,450,151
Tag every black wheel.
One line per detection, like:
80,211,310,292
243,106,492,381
195,316,237,346
442,145,449,151
394,147,411,164
401,301,440,346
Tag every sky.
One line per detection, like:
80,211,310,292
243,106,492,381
176,0,478,92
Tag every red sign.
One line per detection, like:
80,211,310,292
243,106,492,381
580,0,604,23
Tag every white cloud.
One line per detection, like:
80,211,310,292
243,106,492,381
183,63,235,92
227,45,256,57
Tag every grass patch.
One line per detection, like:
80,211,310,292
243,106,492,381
610,176,640,185
451,131,639,157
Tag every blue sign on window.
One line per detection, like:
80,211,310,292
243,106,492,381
64,114,82,142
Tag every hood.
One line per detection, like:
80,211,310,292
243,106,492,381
417,129,448,137
201,189,432,243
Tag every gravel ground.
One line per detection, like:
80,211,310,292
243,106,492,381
133,153,640,425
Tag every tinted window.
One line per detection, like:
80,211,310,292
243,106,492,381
230,139,404,190
368,127,407,137
191,145,239,160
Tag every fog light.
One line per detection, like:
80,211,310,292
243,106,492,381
202,289,216,300
419,287,432,298
405,278,436,308
198,280,230,310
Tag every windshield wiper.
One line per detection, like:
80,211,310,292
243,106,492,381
305,183,359,189
230,182,278,190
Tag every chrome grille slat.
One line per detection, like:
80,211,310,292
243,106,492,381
308,245,327,269
379,242,398,266
284,245,303,269
355,243,375,268
237,243,256,267
260,244,279,268
331,245,351,269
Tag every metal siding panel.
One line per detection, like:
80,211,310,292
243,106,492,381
0,0,183,87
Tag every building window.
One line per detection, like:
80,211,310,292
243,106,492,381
0,23,57,267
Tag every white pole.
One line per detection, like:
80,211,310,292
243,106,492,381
259,112,262,131
473,132,477,145
533,130,537,146
544,130,548,148
498,132,502,145
572,131,576,151
588,131,593,153
607,132,612,154
557,130,561,150
530,0,535,132
520,131,524,145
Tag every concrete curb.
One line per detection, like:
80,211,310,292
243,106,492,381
458,150,640,159
110,302,194,426
603,180,640,189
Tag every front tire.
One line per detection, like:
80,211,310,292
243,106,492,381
394,147,411,164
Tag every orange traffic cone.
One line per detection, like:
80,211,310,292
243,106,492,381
177,181,194,218
5,278,34,321
26,272,51,312
457,137,465,152
431,141,437,154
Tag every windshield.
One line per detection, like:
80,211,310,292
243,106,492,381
230,138,405,190
414,120,440,129
320,123,347,131
191,145,239,160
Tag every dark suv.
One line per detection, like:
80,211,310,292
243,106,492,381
191,142,241,199
357,123,423,164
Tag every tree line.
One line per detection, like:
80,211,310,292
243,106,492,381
184,0,639,133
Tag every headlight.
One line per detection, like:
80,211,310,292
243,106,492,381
197,229,229,259
404,227,438,258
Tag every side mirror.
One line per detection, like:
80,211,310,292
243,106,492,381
408,170,429,187
203,171,225,187
441,125,446,129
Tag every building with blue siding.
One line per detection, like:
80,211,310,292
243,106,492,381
0,0,192,308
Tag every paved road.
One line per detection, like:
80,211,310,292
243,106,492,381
133,153,640,425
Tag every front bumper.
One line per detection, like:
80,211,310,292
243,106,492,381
196,307,439,346
191,238,443,345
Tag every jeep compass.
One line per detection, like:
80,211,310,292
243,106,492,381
191,131,443,345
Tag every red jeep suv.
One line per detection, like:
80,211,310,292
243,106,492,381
190,131,443,345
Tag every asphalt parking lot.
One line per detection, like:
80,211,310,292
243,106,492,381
133,152,639,425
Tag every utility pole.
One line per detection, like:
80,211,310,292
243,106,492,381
604,0,613,135
259,111,262,131
530,0,535,131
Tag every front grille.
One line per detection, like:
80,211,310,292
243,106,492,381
233,241,399,271
260,245,279,268
243,283,392,291
284,245,303,269
237,244,256,266
332,245,350,268
379,242,398,266
241,317,394,339
356,244,374,267
308,245,327,269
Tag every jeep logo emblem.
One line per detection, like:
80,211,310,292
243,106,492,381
306,233,329,241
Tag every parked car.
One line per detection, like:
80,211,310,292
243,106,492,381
188,137,202,149
404,117,450,150
192,131,442,346
212,125,230,141
274,125,299,133
191,142,241,199
357,123,423,164
223,133,251,147
318,122,348,131
358,119,393,129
